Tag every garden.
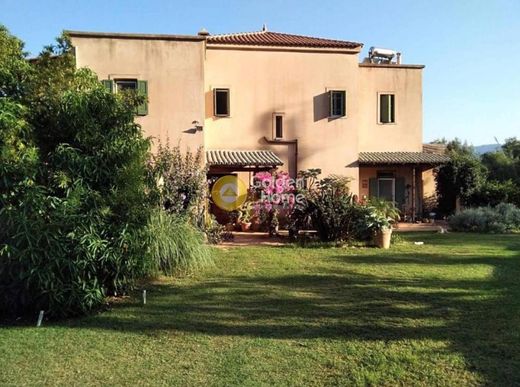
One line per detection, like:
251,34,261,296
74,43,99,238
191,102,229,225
2,24,520,386
1,232,520,386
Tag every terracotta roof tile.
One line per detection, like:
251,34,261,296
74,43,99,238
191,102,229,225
206,150,283,167
206,30,362,49
359,152,450,165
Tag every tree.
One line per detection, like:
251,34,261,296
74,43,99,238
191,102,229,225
0,26,152,318
435,140,486,215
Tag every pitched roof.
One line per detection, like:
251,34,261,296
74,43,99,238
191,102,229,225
358,152,450,165
206,150,283,167
206,29,362,49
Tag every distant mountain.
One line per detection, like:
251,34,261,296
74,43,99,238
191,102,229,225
474,144,502,155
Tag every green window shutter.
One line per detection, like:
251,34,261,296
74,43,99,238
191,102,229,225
102,80,114,93
137,80,148,116
395,177,406,208
341,91,346,117
369,178,378,199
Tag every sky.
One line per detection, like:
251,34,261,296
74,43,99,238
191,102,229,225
1,0,519,145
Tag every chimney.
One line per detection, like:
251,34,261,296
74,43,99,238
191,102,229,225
198,28,210,37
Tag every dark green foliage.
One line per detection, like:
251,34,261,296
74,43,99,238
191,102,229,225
467,180,520,207
290,173,375,242
435,141,486,215
448,203,520,233
0,25,31,99
202,214,226,245
0,27,152,318
435,138,520,215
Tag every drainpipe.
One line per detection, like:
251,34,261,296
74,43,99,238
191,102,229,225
411,166,416,222
263,137,298,176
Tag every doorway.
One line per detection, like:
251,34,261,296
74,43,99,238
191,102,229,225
377,178,395,202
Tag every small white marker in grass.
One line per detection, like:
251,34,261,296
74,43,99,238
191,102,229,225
36,310,44,327
143,290,147,305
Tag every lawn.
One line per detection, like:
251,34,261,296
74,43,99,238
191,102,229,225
1,233,520,386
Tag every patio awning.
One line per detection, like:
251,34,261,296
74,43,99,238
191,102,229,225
206,149,283,167
358,151,449,165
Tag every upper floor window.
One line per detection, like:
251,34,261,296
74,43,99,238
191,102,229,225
379,93,395,124
102,78,148,116
273,113,284,139
329,90,346,118
115,79,138,92
214,88,230,116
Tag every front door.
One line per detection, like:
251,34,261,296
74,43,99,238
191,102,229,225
377,178,395,202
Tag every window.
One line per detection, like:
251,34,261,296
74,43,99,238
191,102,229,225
273,114,284,139
329,90,346,118
214,88,230,116
379,94,395,124
115,79,138,92
103,79,148,116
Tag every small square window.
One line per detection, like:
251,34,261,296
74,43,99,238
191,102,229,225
379,94,395,124
214,88,230,116
329,90,346,118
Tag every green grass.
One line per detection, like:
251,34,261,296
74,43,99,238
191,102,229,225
1,232,520,386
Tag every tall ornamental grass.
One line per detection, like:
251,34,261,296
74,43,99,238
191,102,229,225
146,210,213,275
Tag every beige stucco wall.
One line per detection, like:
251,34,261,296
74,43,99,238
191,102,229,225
204,48,424,195
203,47,362,191
70,36,206,151
70,34,427,199
358,65,423,152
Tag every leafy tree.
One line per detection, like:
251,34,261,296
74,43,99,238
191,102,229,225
0,26,152,318
435,140,486,215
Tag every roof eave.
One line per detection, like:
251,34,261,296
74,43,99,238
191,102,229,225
359,63,425,69
65,30,205,42
206,43,362,54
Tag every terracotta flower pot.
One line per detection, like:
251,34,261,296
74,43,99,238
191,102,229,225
374,228,392,249
240,222,252,232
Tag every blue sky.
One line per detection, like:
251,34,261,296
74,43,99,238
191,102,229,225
1,0,519,145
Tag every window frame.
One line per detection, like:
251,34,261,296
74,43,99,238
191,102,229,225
214,88,230,117
272,112,285,140
329,90,347,118
114,78,138,93
378,92,396,124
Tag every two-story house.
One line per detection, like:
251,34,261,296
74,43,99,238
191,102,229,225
68,27,448,220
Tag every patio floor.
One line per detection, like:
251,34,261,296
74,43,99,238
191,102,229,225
220,222,448,247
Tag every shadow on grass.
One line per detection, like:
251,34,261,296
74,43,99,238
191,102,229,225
43,233,520,385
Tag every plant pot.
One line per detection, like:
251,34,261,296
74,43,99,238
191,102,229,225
269,225,279,237
240,222,252,232
374,228,392,249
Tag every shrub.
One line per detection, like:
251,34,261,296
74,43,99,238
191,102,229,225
448,204,520,233
147,143,207,219
202,214,226,245
467,180,520,208
290,174,372,242
146,210,213,275
0,29,152,318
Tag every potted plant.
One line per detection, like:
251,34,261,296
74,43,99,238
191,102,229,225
238,202,253,232
367,198,400,249
371,214,393,249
